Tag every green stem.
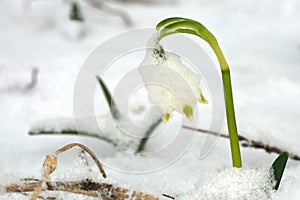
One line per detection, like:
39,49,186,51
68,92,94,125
209,38,242,168
156,17,242,167
222,69,242,168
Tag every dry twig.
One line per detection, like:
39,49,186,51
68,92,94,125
12,143,159,200
182,125,300,161
30,143,106,200
5,179,158,199
162,193,175,199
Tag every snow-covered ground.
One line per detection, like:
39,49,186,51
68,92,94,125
0,0,300,199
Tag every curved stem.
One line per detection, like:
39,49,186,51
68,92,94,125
199,29,242,167
156,17,242,167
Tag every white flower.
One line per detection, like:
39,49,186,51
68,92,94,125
139,45,207,122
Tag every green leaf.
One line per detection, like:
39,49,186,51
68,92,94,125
136,118,162,153
96,76,120,120
29,129,119,147
271,151,289,190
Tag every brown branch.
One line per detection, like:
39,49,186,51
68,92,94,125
19,143,159,200
182,125,300,161
54,143,106,178
5,179,158,200
30,143,107,200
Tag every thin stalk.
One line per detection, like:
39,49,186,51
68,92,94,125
192,30,242,167
222,70,242,167
209,38,242,168
156,17,242,167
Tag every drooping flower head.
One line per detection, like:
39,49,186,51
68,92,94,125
139,36,207,122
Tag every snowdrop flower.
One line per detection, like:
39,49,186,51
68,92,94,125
139,44,207,122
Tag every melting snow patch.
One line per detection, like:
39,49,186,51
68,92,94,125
188,167,275,200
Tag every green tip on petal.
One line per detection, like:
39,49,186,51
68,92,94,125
183,105,193,120
163,113,171,122
200,93,208,104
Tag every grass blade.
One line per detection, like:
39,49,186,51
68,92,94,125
136,118,162,153
96,76,120,120
29,129,119,147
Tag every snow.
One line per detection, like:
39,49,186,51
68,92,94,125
61,20,86,39
30,113,142,150
30,118,76,133
1,0,300,199
0,171,20,194
190,168,275,200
